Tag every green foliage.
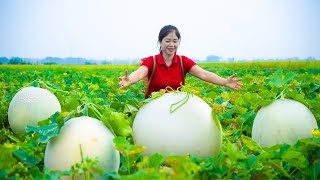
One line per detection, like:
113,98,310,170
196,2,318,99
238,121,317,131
26,112,65,143
0,62,319,179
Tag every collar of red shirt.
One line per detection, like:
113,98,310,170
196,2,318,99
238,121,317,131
156,51,179,66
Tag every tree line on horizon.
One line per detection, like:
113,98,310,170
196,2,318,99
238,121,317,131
0,56,317,65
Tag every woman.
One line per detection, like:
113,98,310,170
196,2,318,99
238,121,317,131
119,25,243,98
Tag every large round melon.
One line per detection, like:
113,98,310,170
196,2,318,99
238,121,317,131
8,86,61,134
252,98,318,147
44,116,120,178
133,92,222,157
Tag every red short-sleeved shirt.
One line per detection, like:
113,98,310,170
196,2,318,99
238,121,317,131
141,52,196,97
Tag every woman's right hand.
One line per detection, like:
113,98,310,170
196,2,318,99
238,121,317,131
119,70,131,88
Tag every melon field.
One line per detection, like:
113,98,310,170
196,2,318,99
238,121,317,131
0,61,319,179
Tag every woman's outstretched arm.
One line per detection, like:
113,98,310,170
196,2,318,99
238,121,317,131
189,65,243,90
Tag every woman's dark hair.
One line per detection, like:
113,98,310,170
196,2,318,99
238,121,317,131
158,25,181,43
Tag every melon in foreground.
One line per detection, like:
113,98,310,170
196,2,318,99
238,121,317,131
252,98,318,147
44,116,120,178
133,92,222,157
8,86,61,134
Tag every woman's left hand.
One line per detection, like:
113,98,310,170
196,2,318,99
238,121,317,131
225,73,243,90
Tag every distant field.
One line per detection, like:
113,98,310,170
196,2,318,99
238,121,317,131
0,61,319,179
1,60,319,69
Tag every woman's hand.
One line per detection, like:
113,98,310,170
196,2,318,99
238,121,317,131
118,66,149,89
225,73,243,90
119,70,131,88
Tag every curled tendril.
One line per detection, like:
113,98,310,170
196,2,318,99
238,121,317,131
170,92,190,113
165,86,174,92
176,86,182,91
144,85,192,113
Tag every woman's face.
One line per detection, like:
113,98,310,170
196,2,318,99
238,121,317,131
160,31,179,56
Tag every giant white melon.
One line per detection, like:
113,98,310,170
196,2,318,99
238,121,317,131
44,116,120,178
8,86,61,134
252,98,318,147
133,92,222,157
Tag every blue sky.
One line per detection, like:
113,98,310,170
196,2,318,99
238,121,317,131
0,0,319,60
